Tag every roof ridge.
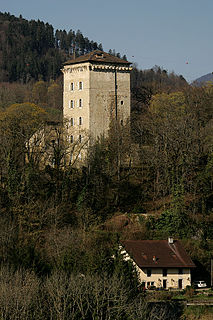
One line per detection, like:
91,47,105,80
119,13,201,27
64,50,131,66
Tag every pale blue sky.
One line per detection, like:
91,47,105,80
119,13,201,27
1,0,213,82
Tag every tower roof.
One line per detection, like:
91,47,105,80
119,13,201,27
64,50,131,66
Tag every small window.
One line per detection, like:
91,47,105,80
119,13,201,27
79,135,82,143
121,100,124,105
178,268,183,275
69,100,74,108
147,269,151,277
68,135,73,143
163,268,167,277
79,98,83,108
79,81,83,90
79,117,82,125
70,82,74,91
151,282,154,286
70,118,74,126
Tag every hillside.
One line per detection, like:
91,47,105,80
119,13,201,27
193,72,213,86
0,12,103,82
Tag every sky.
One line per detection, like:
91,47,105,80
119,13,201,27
1,0,213,82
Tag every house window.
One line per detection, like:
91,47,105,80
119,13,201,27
79,81,83,90
79,98,83,108
147,269,152,277
178,268,183,275
70,82,74,91
69,100,74,108
163,268,167,277
178,279,183,289
79,117,82,125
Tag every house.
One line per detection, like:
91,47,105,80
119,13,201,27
121,238,195,289
62,50,132,143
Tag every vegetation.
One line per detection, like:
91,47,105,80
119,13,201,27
0,11,213,320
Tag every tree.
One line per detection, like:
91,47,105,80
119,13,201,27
0,102,46,200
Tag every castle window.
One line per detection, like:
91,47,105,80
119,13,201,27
69,118,74,126
69,100,74,108
121,100,124,105
70,82,74,91
78,81,83,90
79,98,83,108
68,135,73,143
79,117,82,125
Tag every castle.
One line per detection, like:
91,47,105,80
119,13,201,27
62,50,132,144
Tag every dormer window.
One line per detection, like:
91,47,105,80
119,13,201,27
96,52,104,58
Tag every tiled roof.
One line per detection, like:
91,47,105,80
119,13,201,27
64,50,131,66
122,240,195,268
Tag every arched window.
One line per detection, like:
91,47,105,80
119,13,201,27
78,81,83,90
79,98,83,108
69,100,74,108
69,82,74,91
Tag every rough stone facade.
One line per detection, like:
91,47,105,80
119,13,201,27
62,50,132,143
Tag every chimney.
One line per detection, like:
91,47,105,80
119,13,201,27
168,237,173,244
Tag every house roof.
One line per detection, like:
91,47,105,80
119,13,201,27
64,50,131,66
121,240,195,269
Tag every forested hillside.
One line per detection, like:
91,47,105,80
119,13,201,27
0,12,103,82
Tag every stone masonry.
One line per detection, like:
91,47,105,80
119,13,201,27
62,50,132,144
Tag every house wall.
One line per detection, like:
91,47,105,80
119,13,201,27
120,247,192,289
136,265,191,289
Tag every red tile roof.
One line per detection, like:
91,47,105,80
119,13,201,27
122,240,195,268
64,50,131,66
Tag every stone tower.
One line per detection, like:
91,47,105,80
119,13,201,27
62,50,132,142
